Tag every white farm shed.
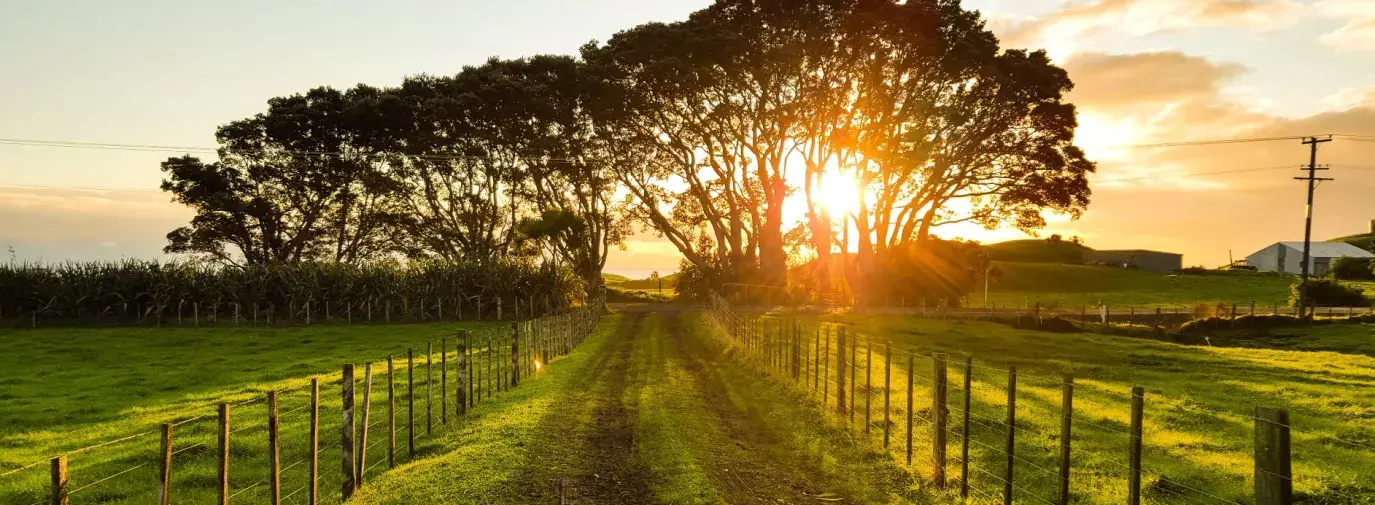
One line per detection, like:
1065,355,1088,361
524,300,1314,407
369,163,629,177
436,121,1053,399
1245,242,1374,276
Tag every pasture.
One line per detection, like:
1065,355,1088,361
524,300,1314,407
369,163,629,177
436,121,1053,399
820,313,1375,504
986,261,1375,309
3,304,1373,505
0,321,498,504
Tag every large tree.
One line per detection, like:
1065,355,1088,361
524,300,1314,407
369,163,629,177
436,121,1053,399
798,0,1095,300
585,0,847,291
472,56,629,295
161,87,404,265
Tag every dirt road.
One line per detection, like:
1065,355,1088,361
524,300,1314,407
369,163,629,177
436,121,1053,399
351,311,924,505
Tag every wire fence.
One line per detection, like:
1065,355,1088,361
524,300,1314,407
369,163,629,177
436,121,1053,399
706,292,1372,505
2,292,577,330
0,298,604,505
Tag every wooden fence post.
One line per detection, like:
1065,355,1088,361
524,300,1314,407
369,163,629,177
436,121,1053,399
883,342,892,448
836,327,847,415
962,357,973,501
269,391,280,505
219,403,230,505
1004,366,1017,505
407,349,415,458
388,357,396,469
906,351,915,466
457,331,469,416
850,338,858,427
1058,375,1073,505
932,353,949,489
426,342,433,435
1254,407,1292,505
511,324,519,388
865,343,873,435
803,328,814,390
442,337,448,425
822,328,831,408
357,365,373,486
50,456,67,505
794,323,801,381
159,423,173,505
492,335,497,399
1128,386,1144,505
342,364,356,500
310,379,320,505
469,332,476,408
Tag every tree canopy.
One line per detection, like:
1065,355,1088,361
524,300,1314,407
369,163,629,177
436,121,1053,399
159,0,1093,303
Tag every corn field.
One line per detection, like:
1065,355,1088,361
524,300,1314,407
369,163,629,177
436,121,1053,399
0,260,582,327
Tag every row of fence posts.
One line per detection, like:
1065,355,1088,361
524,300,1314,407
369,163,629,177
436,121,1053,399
932,300,1370,329
40,304,600,505
708,295,1295,505
10,294,572,328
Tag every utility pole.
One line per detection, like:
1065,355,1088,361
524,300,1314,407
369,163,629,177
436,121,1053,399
1295,136,1333,319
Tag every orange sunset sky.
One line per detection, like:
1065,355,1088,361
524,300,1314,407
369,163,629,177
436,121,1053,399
3,0,1375,278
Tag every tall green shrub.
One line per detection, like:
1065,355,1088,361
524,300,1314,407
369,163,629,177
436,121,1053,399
1328,256,1375,280
1291,278,1370,308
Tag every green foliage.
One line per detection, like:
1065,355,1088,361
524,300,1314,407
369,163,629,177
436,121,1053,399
0,260,580,325
601,273,630,285
1292,278,1371,308
605,286,673,304
159,56,626,299
866,239,989,307
1328,256,1375,280
618,272,678,291
1178,314,1304,334
983,238,1091,264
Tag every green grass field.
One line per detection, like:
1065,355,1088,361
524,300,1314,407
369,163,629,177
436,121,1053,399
756,311,1375,505
986,261,1375,309
0,321,502,504
4,308,1374,504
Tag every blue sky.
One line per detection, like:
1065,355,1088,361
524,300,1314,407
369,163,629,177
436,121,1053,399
3,0,1374,276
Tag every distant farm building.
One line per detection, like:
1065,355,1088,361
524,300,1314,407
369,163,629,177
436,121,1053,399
1082,250,1183,273
1245,242,1374,276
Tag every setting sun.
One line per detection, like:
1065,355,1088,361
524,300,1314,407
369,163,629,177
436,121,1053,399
815,169,860,218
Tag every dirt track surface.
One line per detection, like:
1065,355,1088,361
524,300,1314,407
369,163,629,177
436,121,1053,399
354,311,923,505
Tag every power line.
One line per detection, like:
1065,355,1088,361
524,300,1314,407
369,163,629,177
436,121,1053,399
0,137,580,164
1117,135,1319,149
1094,165,1297,184
0,138,215,153
0,183,164,193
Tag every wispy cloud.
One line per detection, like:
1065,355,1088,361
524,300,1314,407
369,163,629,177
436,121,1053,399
1322,84,1375,109
995,0,1303,56
0,186,187,261
1315,0,1375,51
1061,50,1375,192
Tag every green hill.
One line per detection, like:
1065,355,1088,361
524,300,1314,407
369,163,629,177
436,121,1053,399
986,261,1297,308
1330,232,1375,253
601,273,631,286
621,272,679,290
983,238,1090,264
